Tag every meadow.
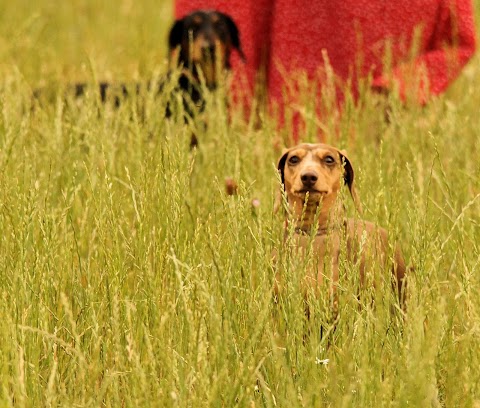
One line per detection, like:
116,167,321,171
1,1,480,406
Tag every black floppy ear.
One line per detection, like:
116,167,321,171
274,149,290,213
277,150,289,188
168,19,185,51
222,14,246,61
338,150,362,214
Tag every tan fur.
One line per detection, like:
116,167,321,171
191,37,226,86
276,143,406,304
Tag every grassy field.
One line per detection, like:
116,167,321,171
1,1,480,406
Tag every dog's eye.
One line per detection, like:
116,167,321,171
192,15,203,25
288,155,300,165
324,155,336,165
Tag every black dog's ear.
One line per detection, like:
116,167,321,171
338,150,362,214
168,18,185,50
222,14,246,61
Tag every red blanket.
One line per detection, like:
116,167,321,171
175,0,476,106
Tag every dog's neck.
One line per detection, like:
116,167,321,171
169,50,220,91
287,195,345,236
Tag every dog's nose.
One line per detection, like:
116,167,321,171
201,44,216,58
301,172,318,187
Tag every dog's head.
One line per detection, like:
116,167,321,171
168,10,245,88
277,143,362,219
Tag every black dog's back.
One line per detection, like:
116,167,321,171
32,10,244,146
71,82,131,108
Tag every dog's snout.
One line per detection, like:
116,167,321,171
301,172,318,187
201,43,216,58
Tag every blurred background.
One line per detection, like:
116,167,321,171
0,0,173,84
0,0,478,96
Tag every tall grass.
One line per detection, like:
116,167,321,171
1,0,480,406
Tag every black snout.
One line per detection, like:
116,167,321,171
301,172,318,187
201,44,216,59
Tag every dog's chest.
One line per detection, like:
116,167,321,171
291,232,341,286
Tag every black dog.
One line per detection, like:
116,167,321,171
166,9,246,144
169,9,245,90
66,10,245,130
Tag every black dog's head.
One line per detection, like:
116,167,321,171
168,10,245,88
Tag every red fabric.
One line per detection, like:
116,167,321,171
175,0,476,108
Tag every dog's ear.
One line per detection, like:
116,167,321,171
274,149,290,213
222,14,246,61
338,150,363,214
277,149,290,187
168,18,185,51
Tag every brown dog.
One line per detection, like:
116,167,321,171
276,143,406,307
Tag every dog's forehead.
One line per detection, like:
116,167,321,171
186,10,221,24
289,143,340,157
